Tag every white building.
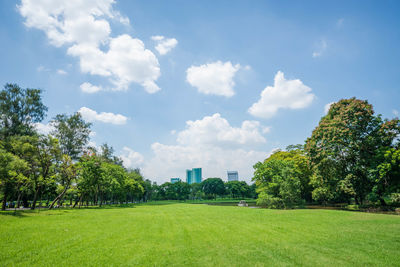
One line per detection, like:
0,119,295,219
227,171,239,181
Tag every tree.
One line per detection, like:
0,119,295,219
49,155,77,209
225,181,251,199
0,145,28,210
253,158,302,208
0,83,47,141
51,113,91,160
201,178,225,199
305,98,400,204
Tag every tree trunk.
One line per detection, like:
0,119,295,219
1,194,6,211
379,197,387,206
31,186,41,210
49,186,69,210
73,194,83,208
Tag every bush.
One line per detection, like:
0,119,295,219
256,193,284,209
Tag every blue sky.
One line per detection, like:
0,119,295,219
1,0,399,183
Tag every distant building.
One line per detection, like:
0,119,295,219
186,169,193,184
227,171,239,181
186,168,202,184
170,178,181,183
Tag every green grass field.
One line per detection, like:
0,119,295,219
1,203,399,266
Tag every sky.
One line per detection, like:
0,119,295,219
0,0,399,184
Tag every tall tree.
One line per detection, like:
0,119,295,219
51,113,91,160
305,98,400,204
0,83,47,141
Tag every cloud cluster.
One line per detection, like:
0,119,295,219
151,35,178,55
248,71,315,118
186,61,241,97
18,0,161,93
78,107,128,125
120,147,145,169
324,102,335,114
142,113,269,183
177,113,266,147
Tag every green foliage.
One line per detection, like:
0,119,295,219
253,157,303,208
305,98,400,204
201,178,225,199
0,83,47,139
51,113,91,160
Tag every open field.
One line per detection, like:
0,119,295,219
1,203,399,266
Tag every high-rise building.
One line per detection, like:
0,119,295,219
186,168,202,184
192,168,202,184
171,178,181,183
186,169,193,184
227,171,239,181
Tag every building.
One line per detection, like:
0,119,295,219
186,169,192,184
170,178,181,183
186,168,202,184
227,171,239,181
192,168,202,184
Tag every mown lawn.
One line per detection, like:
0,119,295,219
1,203,399,266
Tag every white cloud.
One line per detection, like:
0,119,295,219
186,61,241,97
312,39,327,58
57,69,67,75
142,113,270,183
151,35,178,55
78,107,128,125
80,82,102,93
393,109,399,116
324,102,335,114
18,0,160,93
120,147,145,169
34,122,54,135
177,113,266,147
248,71,315,118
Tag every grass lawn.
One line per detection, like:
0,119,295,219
1,203,399,266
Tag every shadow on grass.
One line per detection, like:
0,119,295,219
0,210,29,217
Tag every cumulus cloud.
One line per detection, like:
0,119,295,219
248,71,315,118
18,0,160,93
78,107,128,125
151,35,178,55
142,113,270,183
312,39,327,58
120,147,145,169
80,82,102,93
186,61,241,97
324,102,335,114
393,109,399,117
177,113,266,147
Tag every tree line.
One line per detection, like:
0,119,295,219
0,84,147,210
142,178,256,201
0,84,255,210
253,98,400,208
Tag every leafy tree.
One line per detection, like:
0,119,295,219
225,181,251,199
0,83,47,141
51,113,91,160
305,98,400,204
201,178,225,199
253,158,302,208
0,145,28,210
49,155,77,209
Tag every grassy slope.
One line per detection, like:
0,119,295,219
1,203,399,266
